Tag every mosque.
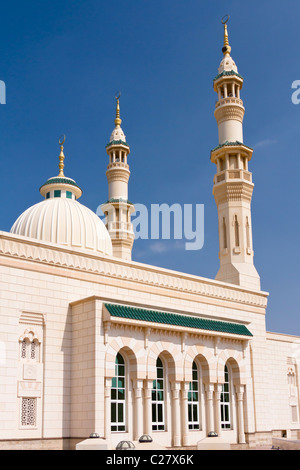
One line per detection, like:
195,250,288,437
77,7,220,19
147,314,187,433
0,21,299,450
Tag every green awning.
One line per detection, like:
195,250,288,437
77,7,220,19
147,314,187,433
104,303,252,337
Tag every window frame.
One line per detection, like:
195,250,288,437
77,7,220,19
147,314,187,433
111,352,126,432
220,364,231,429
188,360,200,430
152,356,165,431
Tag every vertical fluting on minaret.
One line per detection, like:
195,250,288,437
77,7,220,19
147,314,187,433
211,17,260,290
101,94,135,260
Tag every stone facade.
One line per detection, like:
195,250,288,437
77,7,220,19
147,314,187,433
0,231,299,449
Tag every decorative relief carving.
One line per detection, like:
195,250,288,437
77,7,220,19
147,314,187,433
18,381,41,398
0,233,268,308
214,104,245,124
23,364,38,380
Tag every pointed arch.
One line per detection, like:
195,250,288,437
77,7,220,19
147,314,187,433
184,344,215,383
217,349,246,385
105,336,146,380
147,341,183,381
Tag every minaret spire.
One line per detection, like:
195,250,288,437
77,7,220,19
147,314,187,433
114,93,122,127
222,15,231,57
210,18,260,290
58,134,66,177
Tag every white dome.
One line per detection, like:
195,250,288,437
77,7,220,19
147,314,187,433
10,197,113,256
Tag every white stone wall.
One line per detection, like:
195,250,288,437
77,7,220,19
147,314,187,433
0,232,299,447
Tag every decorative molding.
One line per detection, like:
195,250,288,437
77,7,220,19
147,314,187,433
19,311,45,327
213,181,254,204
0,232,268,308
214,104,245,124
17,381,41,398
19,329,41,344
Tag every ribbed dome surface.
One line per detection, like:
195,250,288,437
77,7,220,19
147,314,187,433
10,197,113,256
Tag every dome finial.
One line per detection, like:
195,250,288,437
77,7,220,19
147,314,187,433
221,15,231,57
114,91,122,127
58,134,66,177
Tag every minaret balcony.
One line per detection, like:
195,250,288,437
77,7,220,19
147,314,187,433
215,96,243,109
213,168,252,185
107,221,134,234
107,161,129,171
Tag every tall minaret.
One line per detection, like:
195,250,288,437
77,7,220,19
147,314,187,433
211,17,260,290
101,94,135,260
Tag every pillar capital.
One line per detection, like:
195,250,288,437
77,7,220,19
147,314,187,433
235,384,245,401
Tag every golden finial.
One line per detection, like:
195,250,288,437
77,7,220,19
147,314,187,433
58,134,66,177
114,91,122,127
221,15,231,56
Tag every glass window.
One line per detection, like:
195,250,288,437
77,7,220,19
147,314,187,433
188,361,200,430
54,190,61,198
46,192,50,199
152,357,165,431
111,352,126,432
220,365,231,429
66,191,72,199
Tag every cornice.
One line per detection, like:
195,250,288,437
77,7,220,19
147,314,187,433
0,231,268,308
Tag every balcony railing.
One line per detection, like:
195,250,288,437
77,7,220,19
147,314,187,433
214,169,252,184
215,97,243,108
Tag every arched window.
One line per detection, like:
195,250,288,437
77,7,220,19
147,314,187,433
152,356,165,431
188,361,200,430
111,352,126,432
220,365,231,429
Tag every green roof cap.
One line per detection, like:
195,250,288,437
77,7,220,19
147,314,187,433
39,177,80,190
213,70,243,82
211,140,253,154
105,303,253,337
103,198,134,206
106,139,130,148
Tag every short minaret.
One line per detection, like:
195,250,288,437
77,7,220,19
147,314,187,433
101,95,135,260
211,18,260,290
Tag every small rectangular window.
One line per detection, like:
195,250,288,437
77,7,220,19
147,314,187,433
54,190,61,198
46,192,50,199
66,191,72,199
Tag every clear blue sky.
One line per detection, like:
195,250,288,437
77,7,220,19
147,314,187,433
0,0,299,335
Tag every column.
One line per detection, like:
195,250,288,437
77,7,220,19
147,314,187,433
181,382,189,446
171,382,181,447
104,377,112,440
225,153,229,170
235,385,246,444
214,384,223,436
133,380,143,440
205,383,215,434
224,83,228,98
144,379,153,435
